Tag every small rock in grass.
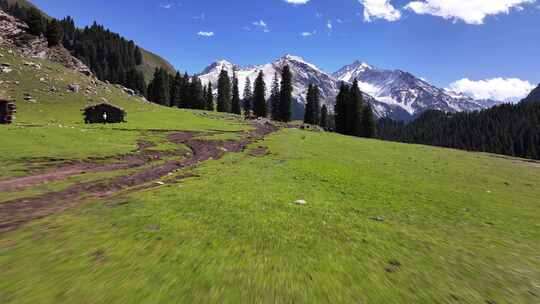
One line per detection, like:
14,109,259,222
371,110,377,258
294,199,307,205
155,181,165,185
370,216,385,222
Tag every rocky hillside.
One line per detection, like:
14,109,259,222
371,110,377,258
5,0,176,82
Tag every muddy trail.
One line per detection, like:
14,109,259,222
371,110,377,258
0,121,278,234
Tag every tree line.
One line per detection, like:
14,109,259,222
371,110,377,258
1,1,146,95
376,98,540,160
333,79,376,138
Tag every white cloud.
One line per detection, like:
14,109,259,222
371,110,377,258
405,0,535,25
159,3,174,9
327,20,333,29
359,0,402,22
192,13,206,20
253,20,270,32
197,31,214,37
301,30,317,37
284,0,310,4
447,78,535,101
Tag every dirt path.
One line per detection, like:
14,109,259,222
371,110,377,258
0,121,278,234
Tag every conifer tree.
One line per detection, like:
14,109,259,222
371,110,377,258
231,72,241,115
304,84,314,124
243,77,253,116
320,105,328,130
279,65,293,122
349,79,364,136
206,82,214,111
311,84,321,125
270,73,281,121
361,104,376,138
253,71,267,118
190,76,205,109
147,68,170,106
334,83,350,135
170,72,182,108
217,69,232,112
46,19,64,47
178,72,191,108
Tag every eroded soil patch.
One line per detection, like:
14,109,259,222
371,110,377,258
0,122,278,234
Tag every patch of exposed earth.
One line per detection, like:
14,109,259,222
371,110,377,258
0,121,278,234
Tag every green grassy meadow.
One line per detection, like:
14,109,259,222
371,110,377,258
1,45,540,303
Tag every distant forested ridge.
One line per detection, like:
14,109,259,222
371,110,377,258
377,87,540,160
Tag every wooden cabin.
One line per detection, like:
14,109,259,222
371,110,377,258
0,98,16,124
83,103,126,124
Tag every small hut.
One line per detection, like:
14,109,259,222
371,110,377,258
0,98,16,124
83,103,126,124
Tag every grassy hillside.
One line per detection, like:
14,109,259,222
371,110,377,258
1,45,540,303
139,49,177,82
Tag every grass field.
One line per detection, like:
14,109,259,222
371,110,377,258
1,45,540,303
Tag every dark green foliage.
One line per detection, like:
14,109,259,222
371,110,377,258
334,83,350,134
217,69,232,113
169,72,183,108
349,80,364,137
45,19,63,47
334,80,373,138
253,71,267,118
124,68,146,96
320,105,328,130
376,100,540,160
270,73,281,121
361,104,376,138
26,7,46,36
304,84,321,125
147,68,170,106
206,82,214,111
231,73,241,115
279,65,293,122
242,78,253,116
189,76,205,109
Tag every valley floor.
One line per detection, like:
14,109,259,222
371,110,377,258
1,119,540,303
1,44,540,303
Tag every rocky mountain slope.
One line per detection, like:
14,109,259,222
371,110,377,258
6,0,176,82
334,61,501,120
199,56,503,121
198,55,408,120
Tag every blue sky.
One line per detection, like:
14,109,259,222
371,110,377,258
32,0,540,99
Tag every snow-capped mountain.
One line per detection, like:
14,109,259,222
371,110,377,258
198,55,396,119
334,61,501,120
198,55,501,121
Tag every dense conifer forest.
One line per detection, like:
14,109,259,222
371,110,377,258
376,95,540,160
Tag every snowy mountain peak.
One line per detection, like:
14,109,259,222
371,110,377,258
200,59,238,75
279,54,320,72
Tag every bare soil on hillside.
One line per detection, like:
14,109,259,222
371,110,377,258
0,121,278,234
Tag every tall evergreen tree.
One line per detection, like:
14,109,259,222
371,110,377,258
279,65,293,122
334,83,350,135
206,82,214,111
170,72,182,108
320,105,328,130
231,72,241,115
46,19,64,47
190,76,205,109
270,73,281,121
242,77,253,116
361,104,376,138
178,72,191,108
147,68,170,106
304,84,314,124
349,79,364,136
304,84,321,125
217,69,232,113
253,71,267,118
